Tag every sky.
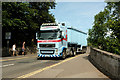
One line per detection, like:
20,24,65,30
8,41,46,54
50,2,106,33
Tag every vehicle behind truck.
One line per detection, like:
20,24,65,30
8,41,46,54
36,23,87,59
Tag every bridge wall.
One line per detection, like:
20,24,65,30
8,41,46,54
88,47,120,79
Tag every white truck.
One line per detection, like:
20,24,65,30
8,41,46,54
36,23,87,59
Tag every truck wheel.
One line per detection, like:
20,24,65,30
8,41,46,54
37,58,40,60
62,49,66,59
73,51,76,56
70,50,73,56
37,56,41,60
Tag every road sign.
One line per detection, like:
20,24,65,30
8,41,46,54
5,32,11,39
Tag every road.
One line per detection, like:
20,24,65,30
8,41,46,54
1,54,61,78
1,53,110,79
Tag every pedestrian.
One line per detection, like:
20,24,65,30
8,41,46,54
12,43,16,56
22,41,25,55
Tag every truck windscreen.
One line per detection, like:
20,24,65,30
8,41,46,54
38,31,59,40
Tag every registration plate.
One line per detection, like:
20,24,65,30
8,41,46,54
41,51,53,53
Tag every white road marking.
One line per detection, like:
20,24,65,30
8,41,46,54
0,63,14,68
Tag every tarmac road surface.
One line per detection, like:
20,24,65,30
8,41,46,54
1,53,110,79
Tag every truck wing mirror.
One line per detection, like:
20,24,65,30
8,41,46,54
58,34,61,38
58,34,64,39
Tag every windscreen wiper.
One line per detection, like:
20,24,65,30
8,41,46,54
48,36,54,39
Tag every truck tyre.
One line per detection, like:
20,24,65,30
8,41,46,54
37,56,41,60
73,51,76,56
70,50,73,57
37,58,40,60
62,49,66,59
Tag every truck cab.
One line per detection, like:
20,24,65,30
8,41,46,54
36,23,67,59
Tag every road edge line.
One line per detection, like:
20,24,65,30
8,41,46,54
17,54,81,78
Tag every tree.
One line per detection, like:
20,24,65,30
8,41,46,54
2,2,56,47
88,2,120,55
88,9,109,49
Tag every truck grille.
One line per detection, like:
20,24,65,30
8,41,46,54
39,44,55,48
40,50,54,55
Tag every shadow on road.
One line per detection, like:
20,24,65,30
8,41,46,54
37,55,74,60
37,57,62,60
37,53,85,61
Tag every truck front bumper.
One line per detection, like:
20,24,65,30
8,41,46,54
37,54,61,58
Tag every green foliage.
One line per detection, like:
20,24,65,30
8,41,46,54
88,2,120,55
2,2,56,47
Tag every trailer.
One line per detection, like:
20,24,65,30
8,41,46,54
36,23,87,59
67,27,87,53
